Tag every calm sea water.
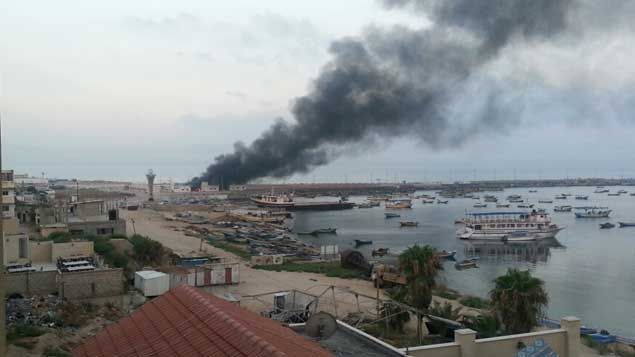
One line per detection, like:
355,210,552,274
291,186,635,337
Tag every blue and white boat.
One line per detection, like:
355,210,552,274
456,211,563,240
575,207,611,218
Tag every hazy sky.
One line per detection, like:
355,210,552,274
2,1,635,183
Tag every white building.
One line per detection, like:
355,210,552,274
2,170,16,219
14,173,49,189
200,182,220,192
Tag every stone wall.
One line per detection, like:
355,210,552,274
59,268,124,300
6,270,58,296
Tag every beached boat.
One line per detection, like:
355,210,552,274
473,203,487,208
538,200,553,204
455,259,478,270
457,211,563,240
399,221,419,227
575,207,611,218
354,239,372,246
599,222,615,229
436,250,457,260
297,228,337,235
618,222,635,227
386,199,412,209
372,248,389,257
554,205,572,212
575,195,589,200
384,213,401,219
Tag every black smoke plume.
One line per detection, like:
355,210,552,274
193,0,572,188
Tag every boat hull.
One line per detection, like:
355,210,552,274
458,226,563,240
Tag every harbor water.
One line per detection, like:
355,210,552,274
291,186,635,337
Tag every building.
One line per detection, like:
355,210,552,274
37,199,126,237
200,182,220,192
14,173,49,190
2,170,16,220
72,285,333,357
229,184,246,191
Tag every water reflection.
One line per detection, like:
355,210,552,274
462,238,564,264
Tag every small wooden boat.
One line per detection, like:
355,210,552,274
436,250,457,260
354,239,372,246
517,203,534,208
608,193,620,196
399,221,419,227
554,205,572,212
529,190,538,193
437,200,449,204
538,200,553,204
422,200,435,204
618,190,628,194
455,259,478,270
473,203,487,208
555,195,567,200
575,195,589,200
372,248,389,257
599,222,615,229
630,193,635,196
618,222,635,227
384,213,401,219
297,228,337,235
496,203,510,208
357,202,373,209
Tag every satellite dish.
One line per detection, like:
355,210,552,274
305,312,337,340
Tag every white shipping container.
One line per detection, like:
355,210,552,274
135,271,170,297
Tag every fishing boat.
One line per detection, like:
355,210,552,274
386,199,412,209
357,202,373,209
399,221,419,227
575,195,589,200
575,207,611,218
472,195,480,200
251,193,295,208
509,199,524,203
496,203,510,208
422,199,435,204
436,250,457,260
437,200,449,204
594,188,610,193
457,211,563,240
618,222,635,227
608,193,620,196
507,194,522,200
538,200,553,204
554,205,572,212
517,203,534,208
599,222,615,229
618,189,628,194
354,239,372,246
372,248,389,257
454,219,465,225
473,203,487,208
630,193,635,196
384,213,401,219
455,259,478,270
483,195,498,203
369,201,381,207
529,190,538,193
297,228,337,235
555,194,567,200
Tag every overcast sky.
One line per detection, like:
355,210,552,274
2,1,635,183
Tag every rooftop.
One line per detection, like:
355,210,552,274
134,270,167,279
72,285,333,357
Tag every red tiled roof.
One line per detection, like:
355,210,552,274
72,285,333,357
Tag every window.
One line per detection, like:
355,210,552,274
2,191,8,196
19,238,28,259
97,227,114,235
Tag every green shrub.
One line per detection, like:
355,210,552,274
129,234,166,265
459,296,490,309
43,346,71,357
7,324,46,342
46,232,72,243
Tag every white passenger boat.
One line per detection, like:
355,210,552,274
456,211,563,240
554,205,572,212
574,207,611,218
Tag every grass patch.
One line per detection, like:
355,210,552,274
7,324,46,342
459,295,490,309
253,261,366,279
207,240,252,260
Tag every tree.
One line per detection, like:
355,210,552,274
489,269,548,334
465,314,501,338
396,245,442,342
379,302,411,334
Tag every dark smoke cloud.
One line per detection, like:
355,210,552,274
193,0,573,188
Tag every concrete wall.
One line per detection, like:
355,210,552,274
3,233,29,266
51,241,94,259
30,241,53,263
40,225,69,238
59,269,124,300
404,317,581,357
6,270,58,296
67,219,126,236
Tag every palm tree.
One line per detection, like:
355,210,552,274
489,269,548,334
397,245,442,342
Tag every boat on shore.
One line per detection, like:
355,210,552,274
618,222,635,227
399,221,419,227
384,213,400,219
297,227,337,235
372,248,389,257
599,222,615,229
457,211,563,240
554,205,573,212
575,207,611,218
